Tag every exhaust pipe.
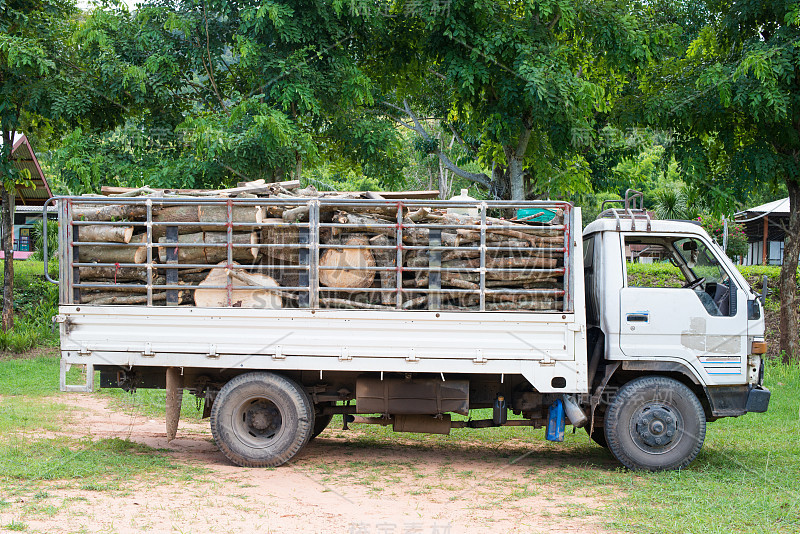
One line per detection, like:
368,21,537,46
561,394,588,427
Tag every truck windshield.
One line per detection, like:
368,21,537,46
672,238,728,286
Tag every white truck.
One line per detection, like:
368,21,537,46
46,190,770,471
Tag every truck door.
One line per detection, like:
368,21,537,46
618,234,748,384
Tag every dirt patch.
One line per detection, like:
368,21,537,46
2,394,621,533
0,345,59,362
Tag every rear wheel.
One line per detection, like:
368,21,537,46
604,376,706,471
311,413,333,439
210,372,314,467
586,426,608,448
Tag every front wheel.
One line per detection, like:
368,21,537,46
604,376,706,471
210,372,314,467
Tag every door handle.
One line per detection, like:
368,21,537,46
626,312,649,323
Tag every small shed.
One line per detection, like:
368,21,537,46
735,198,788,266
1,133,54,258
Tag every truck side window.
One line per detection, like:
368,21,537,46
672,238,733,317
624,242,683,288
624,236,735,317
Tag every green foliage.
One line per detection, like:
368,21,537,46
640,0,800,209
29,219,58,262
52,0,406,194
0,261,59,350
380,0,672,199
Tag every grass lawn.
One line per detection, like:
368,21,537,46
314,360,800,533
0,351,207,529
0,348,797,532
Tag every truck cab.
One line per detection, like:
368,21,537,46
581,195,770,469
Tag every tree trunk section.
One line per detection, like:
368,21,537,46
78,225,134,243
157,232,258,263
319,235,376,288
194,262,282,308
779,178,800,362
509,155,525,201
1,185,14,331
165,367,183,442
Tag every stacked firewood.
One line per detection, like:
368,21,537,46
72,180,567,311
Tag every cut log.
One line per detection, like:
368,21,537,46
194,262,282,308
369,234,396,305
261,220,302,263
455,228,563,246
153,204,264,230
76,225,134,243
407,255,558,270
82,292,165,305
282,205,309,222
72,203,147,221
319,235,376,288
332,212,459,246
157,232,258,263
165,367,183,442
78,234,147,264
79,265,148,281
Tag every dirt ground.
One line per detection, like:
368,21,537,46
6,394,620,534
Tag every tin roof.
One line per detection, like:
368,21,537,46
1,133,52,205
735,197,789,218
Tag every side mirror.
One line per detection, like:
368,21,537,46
682,241,697,251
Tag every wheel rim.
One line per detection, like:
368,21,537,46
629,403,682,454
232,396,285,449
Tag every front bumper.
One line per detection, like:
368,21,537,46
745,385,771,413
706,384,771,417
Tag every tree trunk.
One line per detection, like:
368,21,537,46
506,125,532,201
508,155,525,201
779,178,800,362
1,184,14,331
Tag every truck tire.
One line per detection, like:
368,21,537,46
210,372,314,467
604,376,705,471
586,426,608,448
311,413,334,439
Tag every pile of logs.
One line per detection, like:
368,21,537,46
72,180,567,311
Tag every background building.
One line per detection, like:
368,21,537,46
735,198,789,266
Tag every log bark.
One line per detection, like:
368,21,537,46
194,262,282,308
369,234,397,304
261,220,302,262
78,234,147,264
165,367,183,442
157,232,258,263
79,265,149,281
455,228,563,246
408,255,557,270
779,178,800,362
73,203,147,221
319,235,376,288
81,293,165,305
1,185,14,330
76,225,134,243
154,204,264,231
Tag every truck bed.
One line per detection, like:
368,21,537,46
48,196,586,393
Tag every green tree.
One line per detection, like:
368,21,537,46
641,1,800,360
0,0,144,329
381,0,669,200
55,0,406,194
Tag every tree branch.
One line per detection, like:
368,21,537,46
391,100,492,188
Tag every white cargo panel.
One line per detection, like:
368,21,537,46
60,306,587,393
